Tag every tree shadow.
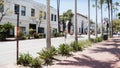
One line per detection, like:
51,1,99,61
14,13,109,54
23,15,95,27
57,55,114,68
90,38,120,60
56,38,120,68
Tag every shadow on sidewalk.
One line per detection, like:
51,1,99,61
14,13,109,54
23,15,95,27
57,55,113,68
56,38,120,68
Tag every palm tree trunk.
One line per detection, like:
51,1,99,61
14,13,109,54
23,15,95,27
95,0,98,38
57,0,60,32
88,0,90,40
46,0,51,49
101,4,103,36
75,0,78,42
110,0,113,37
107,0,110,37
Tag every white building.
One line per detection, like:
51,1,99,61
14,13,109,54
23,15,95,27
0,0,58,37
71,13,88,34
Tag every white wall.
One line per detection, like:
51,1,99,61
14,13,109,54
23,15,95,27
1,0,58,36
72,13,88,34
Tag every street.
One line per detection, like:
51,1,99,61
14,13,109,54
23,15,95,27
0,35,96,65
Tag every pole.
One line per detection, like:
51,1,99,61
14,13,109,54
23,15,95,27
16,12,19,62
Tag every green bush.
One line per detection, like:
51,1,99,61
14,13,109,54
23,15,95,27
38,49,54,66
17,53,33,66
50,46,57,56
84,40,92,47
31,57,42,68
70,42,83,52
0,23,14,41
58,44,71,56
33,33,40,39
97,36,103,42
19,32,26,40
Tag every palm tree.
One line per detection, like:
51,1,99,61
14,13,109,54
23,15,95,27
98,0,104,36
74,0,78,42
110,0,113,37
46,0,51,49
88,0,90,40
95,0,98,38
105,0,111,37
57,0,60,32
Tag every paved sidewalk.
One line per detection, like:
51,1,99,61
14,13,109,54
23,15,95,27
1,36,120,68
45,37,120,68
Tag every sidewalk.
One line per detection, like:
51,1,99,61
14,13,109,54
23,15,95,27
45,37,120,68
1,36,120,68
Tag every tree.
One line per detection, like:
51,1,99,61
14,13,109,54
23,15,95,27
88,0,91,40
74,0,78,42
46,0,51,49
0,22,14,40
113,2,119,19
113,19,120,33
60,9,73,33
0,0,10,23
99,0,104,36
61,10,73,22
57,0,60,32
95,0,98,38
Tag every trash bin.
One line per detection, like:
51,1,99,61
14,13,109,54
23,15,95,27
103,33,108,40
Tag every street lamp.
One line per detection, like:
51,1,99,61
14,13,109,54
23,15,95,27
15,7,19,62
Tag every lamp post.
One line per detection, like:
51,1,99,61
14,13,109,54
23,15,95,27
16,10,19,62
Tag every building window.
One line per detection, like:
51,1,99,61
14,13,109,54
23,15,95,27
21,6,26,16
31,8,35,16
14,4,20,14
44,12,46,19
51,14,53,21
0,4,4,12
54,15,56,21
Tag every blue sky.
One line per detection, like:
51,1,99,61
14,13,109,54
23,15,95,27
34,0,120,23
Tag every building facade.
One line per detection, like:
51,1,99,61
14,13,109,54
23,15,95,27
71,13,88,34
0,0,58,37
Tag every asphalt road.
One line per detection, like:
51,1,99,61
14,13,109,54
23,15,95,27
0,35,96,65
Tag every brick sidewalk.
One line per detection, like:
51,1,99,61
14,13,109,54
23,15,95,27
45,37,120,68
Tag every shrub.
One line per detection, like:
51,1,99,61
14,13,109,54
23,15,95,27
90,38,96,43
17,53,33,66
19,32,26,40
33,33,40,39
58,44,71,56
97,36,103,42
70,42,83,52
31,57,42,68
38,49,54,66
49,46,57,56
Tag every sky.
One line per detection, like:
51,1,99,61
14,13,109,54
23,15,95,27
34,0,120,23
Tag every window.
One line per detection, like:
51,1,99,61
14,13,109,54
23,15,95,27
51,14,53,21
0,4,4,12
54,15,56,21
31,8,35,16
14,4,20,14
44,12,46,19
21,6,26,16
